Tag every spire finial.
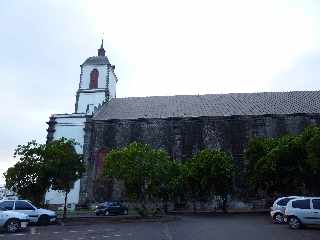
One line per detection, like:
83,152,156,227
98,37,105,56
101,38,104,49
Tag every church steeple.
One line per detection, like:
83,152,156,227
75,41,118,114
98,39,105,56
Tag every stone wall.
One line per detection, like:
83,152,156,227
80,113,320,204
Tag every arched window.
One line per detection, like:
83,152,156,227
89,69,99,89
95,149,108,176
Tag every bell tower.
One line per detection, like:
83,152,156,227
46,40,119,206
75,40,118,114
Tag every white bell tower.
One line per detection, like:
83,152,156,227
75,40,118,115
45,40,118,206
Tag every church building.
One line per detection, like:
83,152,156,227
45,42,320,206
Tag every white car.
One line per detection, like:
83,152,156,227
0,200,57,225
270,196,301,223
284,197,320,229
0,206,29,233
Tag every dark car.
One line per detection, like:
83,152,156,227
95,201,128,216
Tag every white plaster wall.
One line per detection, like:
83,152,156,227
45,180,81,205
76,91,105,114
80,65,108,89
109,70,117,98
44,114,86,205
46,55,118,205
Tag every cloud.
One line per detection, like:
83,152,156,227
271,52,320,91
0,0,320,184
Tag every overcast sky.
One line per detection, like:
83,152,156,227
0,0,320,185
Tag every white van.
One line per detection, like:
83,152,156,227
270,196,301,223
284,197,320,229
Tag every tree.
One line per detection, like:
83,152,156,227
158,161,186,213
247,135,306,196
245,127,320,197
4,138,84,218
305,127,320,194
185,149,235,212
4,141,50,205
44,138,84,219
245,137,277,175
103,142,177,216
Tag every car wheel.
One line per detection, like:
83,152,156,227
104,210,110,216
38,215,50,226
123,209,128,215
96,212,100,216
273,213,284,224
5,219,20,233
288,216,301,229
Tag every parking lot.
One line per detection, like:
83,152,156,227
1,214,319,240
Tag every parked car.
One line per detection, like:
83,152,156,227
95,201,128,216
0,206,29,233
0,200,57,225
270,196,302,223
284,197,320,229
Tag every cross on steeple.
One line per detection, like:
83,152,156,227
98,39,105,56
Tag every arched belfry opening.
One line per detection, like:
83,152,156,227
89,68,99,89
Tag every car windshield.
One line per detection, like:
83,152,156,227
26,200,38,209
277,197,296,206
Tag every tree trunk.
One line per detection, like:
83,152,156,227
192,200,197,213
163,200,168,214
63,191,68,219
222,195,228,213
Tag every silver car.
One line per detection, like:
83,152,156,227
270,196,301,223
284,197,320,229
0,207,29,233
0,200,57,225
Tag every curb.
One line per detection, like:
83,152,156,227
57,215,178,226
55,210,269,226
167,209,269,216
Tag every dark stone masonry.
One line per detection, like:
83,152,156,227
79,92,320,204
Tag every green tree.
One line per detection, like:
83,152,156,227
103,142,177,216
158,161,186,213
185,149,235,212
245,137,277,175
248,135,306,195
245,127,320,197
44,138,84,219
305,127,320,194
4,141,50,205
4,138,84,218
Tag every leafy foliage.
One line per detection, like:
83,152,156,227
103,143,236,214
4,141,49,205
44,138,84,218
4,138,84,217
246,126,320,196
245,137,277,174
44,138,84,193
305,127,320,194
185,149,235,211
103,142,178,212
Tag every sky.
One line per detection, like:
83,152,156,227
0,0,320,185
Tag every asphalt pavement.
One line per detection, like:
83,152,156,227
1,214,319,240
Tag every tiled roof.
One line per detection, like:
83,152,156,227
81,56,110,66
93,91,320,120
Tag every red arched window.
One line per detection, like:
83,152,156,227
89,69,99,89
95,149,108,176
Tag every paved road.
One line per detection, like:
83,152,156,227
1,214,319,240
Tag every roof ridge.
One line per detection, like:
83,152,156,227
81,55,110,66
112,90,320,100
